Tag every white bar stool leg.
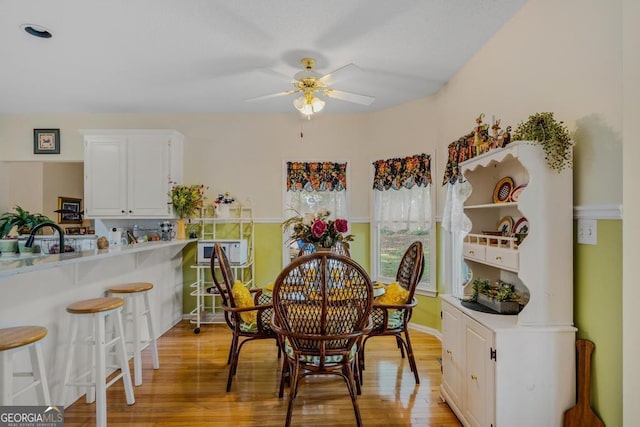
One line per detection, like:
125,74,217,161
29,342,51,405
143,292,160,370
95,312,107,427
0,351,12,405
131,294,142,386
114,308,135,404
0,326,51,406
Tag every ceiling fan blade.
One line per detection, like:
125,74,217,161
319,63,362,86
245,90,298,102
324,89,375,106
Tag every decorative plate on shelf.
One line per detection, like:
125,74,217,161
514,217,530,235
510,184,527,202
496,216,514,235
493,177,514,203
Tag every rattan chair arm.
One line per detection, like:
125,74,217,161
220,303,273,314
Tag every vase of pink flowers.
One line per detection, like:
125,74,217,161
282,209,354,249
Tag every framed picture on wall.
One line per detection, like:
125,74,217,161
57,197,82,224
33,129,61,154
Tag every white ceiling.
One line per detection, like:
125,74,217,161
0,0,526,114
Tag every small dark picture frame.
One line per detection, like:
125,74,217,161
34,128,60,154
58,197,82,224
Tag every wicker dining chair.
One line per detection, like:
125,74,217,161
211,243,279,392
271,252,373,427
359,241,425,384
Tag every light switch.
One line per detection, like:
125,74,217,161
577,219,597,245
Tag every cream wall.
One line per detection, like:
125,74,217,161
432,0,622,208
1,162,84,226
622,0,639,423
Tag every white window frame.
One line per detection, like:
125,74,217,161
369,153,436,297
281,159,351,267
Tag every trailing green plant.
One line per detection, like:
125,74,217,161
0,205,52,238
512,112,574,172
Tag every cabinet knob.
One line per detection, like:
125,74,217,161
446,349,453,354
471,375,478,381
121,210,126,214
129,210,133,214
495,256,502,261
469,250,474,255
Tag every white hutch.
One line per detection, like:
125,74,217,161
440,141,576,427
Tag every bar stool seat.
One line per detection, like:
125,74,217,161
0,326,51,405
62,297,135,427
106,282,159,386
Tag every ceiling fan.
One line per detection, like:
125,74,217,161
246,58,375,116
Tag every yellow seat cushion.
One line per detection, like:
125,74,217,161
232,280,257,325
375,282,409,306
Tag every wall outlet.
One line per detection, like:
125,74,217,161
577,219,597,245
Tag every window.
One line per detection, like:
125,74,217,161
371,154,435,294
282,161,348,265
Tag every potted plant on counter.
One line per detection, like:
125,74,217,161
0,205,53,254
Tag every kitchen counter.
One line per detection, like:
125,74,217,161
0,239,196,278
0,238,196,406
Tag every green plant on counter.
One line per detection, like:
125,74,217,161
472,279,490,300
473,278,519,302
512,112,574,172
494,281,519,302
0,205,52,238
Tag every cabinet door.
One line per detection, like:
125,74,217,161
464,317,495,427
441,303,464,410
84,137,128,217
127,136,170,217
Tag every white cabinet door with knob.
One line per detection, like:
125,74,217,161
82,130,183,218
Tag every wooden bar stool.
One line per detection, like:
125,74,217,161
0,326,51,405
61,297,135,427
106,282,159,386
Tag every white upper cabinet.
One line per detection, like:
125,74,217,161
82,130,183,218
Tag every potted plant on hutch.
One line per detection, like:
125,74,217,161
512,111,574,172
169,183,206,240
0,205,53,254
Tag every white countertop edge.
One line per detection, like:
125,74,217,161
0,239,197,279
440,294,577,333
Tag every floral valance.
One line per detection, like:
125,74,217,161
286,161,347,192
442,114,512,185
442,132,475,186
372,153,431,191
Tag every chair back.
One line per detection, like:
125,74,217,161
211,243,239,329
211,243,235,305
395,241,425,303
272,252,372,362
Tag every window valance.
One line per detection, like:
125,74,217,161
286,161,347,192
372,153,431,191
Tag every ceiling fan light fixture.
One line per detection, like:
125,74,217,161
293,92,324,116
311,97,325,113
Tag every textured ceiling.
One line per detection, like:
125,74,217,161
0,0,526,114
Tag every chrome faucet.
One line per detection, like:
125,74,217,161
25,222,65,253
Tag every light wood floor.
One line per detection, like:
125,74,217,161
63,321,461,426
